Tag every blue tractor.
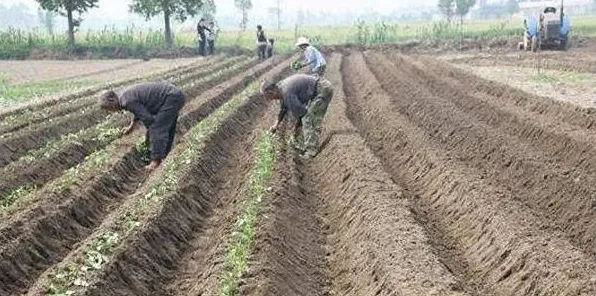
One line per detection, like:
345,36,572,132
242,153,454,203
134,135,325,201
519,2,571,52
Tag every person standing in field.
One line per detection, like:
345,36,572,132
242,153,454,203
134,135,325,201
261,74,334,159
206,21,218,55
293,37,327,78
266,38,275,58
256,25,268,60
197,18,211,56
99,82,186,170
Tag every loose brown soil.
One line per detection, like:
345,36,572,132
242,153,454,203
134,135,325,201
0,57,289,296
342,51,596,295
2,46,596,296
0,58,200,85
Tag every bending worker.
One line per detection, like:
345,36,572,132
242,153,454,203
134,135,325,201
261,73,334,159
99,82,185,170
293,37,327,77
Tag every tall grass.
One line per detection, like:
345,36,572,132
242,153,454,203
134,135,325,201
2,15,596,59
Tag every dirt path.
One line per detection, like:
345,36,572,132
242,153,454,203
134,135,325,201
342,50,596,296
310,54,467,295
382,52,596,261
0,58,200,85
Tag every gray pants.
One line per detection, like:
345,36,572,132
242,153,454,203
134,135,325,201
147,92,185,160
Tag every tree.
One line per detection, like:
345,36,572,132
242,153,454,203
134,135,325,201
131,0,204,48
438,0,455,23
199,0,216,21
38,7,56,35
234,0,252,31
506,0,519,15
455,0,476,26
37,0,98,47
267,0,282,30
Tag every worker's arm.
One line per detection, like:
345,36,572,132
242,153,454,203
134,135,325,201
125,101,155,127
271,99,287,133
302,47,316,68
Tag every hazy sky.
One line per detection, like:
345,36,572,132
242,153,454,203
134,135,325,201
4,0,439,20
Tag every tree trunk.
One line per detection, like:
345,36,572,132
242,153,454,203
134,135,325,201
241,8,247,31
277,0,281,30
66,6,75,48
164,10,173,48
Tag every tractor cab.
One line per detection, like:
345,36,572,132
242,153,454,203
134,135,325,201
520,3,571,51
543,7,557,14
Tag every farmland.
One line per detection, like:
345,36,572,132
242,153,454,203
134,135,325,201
3,35,596,296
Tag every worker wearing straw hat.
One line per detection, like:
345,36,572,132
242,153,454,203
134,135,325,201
292,37,327,78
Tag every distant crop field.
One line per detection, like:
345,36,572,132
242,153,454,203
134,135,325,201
1,15,596,59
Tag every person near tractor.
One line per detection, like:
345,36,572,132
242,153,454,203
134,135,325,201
261,74,334,159
256,25,268,60
197,19,211,56
293,37,327,77
99,82,186,171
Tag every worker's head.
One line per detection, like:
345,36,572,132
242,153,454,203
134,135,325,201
209,21,214,27
269,38,274,45
99,90,121,112
295,37,310,51
257,25,262,31
260,79,281,102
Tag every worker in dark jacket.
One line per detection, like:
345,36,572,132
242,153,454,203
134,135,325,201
261,74,334,159
256,25,267,60
197,19,211,56
99,82,186,170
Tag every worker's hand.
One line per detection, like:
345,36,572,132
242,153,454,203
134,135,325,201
269,124,278,134
122,126,134,135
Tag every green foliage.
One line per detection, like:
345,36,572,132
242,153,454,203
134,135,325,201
36,0,99,46
130,0,204,46
0,185,36,210
234,0,252,30
38,8,56,35
220,131,276,296
48,232,120,296
0,77,88,104
455,0,477,24
438,0,455,23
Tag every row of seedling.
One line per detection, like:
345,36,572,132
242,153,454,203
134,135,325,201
45,81,261,296
219,131,277,296
0,59,261,215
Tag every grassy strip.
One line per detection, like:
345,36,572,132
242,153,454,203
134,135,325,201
7,112,126,169
0,134,145,219
0,113,125,207
0,78,91,105
220,131,277,296
45,81,261,296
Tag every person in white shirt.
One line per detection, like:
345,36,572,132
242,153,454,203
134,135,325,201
207,21,218,55
293,37,327,77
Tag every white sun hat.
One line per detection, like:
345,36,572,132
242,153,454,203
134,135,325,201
295,37,310,47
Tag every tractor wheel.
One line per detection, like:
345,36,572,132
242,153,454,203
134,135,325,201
531,36,539,52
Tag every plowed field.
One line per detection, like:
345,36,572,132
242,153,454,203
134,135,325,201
2,48,596,296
